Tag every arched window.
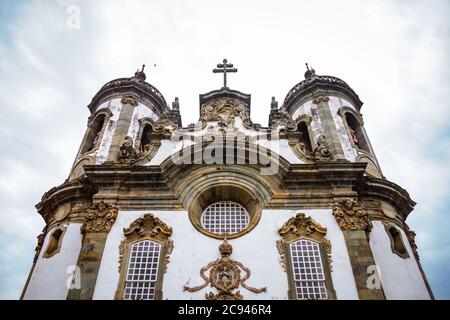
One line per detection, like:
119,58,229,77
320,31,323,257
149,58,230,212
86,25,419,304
201,201,250,235
385,224,409,259
140,123,153,153
81,114,106,154
344,112,370,153
123,240,161,300
116,214,173,300
277,213,335,300
297,122,313,154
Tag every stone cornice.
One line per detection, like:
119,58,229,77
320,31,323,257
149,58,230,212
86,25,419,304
354,176,416,220
35,177,97,223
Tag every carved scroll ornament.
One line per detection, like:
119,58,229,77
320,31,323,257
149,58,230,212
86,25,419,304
81,201,119,234
332,198,372,231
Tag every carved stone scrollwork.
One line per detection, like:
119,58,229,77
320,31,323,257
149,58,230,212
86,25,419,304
183,236,266,300
33,231,46,263
332,198,372,231
312,95,329,104
313,134,332,160
118,214,173,273
270,106,296,130
154,113,180,134
277,213,332,271
81,201,119,234
121,95,139,106
117,136,139,163
405,225,420,261
199,99,253,130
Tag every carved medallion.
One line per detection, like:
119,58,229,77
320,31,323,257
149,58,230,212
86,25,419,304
81,201,119,234
183,236,266,300
117,136,139,164
332,198,372,231
199,99,252,130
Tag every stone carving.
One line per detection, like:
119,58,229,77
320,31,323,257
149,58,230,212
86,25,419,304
117,136,139,163
81,201,119,234
183,236,266,300
118,214,173,272
153,111,180,135
277,213,332,272
313,134,332,160
312,95,329,104
33,232,46,263
332,198,372,231
270,106,296,130
199,99,252,130
121,95,139,106
270,96,278,110
172,97,180,110
405,226,419,261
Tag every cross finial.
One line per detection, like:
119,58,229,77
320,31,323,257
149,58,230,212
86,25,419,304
213,58,238,89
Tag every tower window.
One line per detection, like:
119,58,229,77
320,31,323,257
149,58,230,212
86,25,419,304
123,240,161,300
140,123,153,153
297,122,313,153
345,113,370,153
81,114,106,154
201,201,250,235
290,239,327,300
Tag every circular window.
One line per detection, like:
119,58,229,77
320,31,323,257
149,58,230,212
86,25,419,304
201,201,250,235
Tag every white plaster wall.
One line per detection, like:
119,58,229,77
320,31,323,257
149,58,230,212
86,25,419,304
93,209,358,300
127,103,159,144
291,100,324,144
328,96,358,161
23,223,82,300
369,221,431,299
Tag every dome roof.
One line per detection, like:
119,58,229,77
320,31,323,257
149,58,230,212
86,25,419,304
284,66,363,112
87,66,168,115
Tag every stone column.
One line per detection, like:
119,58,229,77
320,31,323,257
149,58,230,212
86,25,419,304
67,201,118,300
313,96,346,160
332,198,385,299
106,96,138,162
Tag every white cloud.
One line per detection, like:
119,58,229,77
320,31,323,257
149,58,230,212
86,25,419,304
0,0,449,298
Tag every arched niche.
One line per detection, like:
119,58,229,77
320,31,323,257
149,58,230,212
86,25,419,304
355,154,382,178
338,107,371,154
79,108,112,155
134,117,161,163
287,114,315,161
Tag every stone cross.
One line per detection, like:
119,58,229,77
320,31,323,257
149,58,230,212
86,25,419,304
213,58,237,88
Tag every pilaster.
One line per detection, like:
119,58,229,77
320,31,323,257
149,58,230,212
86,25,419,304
67,201,118,300
106,96,138,162
333,198,385,299
313,95,346,160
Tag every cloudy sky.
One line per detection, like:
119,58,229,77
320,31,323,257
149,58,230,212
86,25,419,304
0,0,449,299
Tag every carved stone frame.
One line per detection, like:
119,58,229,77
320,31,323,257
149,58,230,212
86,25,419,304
43,225,67,259
287,115,315,162
277,213,336,300
383,222,410,259
115,214,174,300
133,117,162,163
80,108,113,156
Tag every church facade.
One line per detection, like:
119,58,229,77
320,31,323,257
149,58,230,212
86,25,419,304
21,60,433,300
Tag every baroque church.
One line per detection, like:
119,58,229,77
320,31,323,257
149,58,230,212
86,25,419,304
21,60,433,300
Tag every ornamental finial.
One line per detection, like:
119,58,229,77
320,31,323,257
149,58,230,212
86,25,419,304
134,64,146,81
304,62,315,79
